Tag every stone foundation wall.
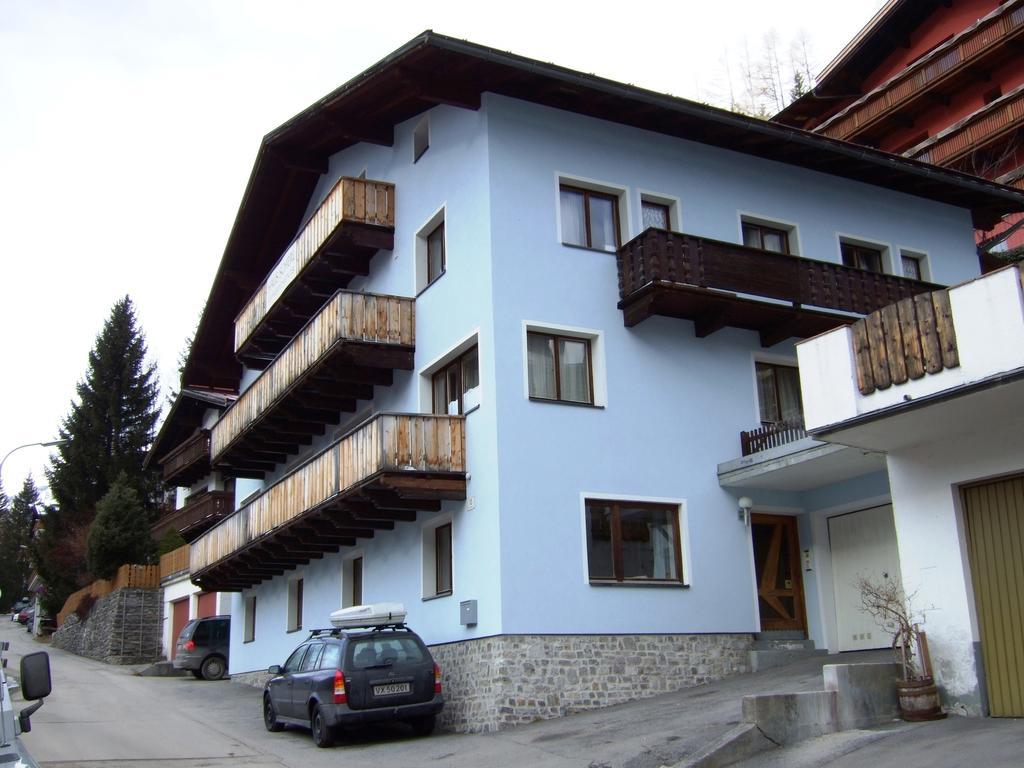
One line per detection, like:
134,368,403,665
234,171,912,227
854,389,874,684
52,587,162,664
429,633,753,733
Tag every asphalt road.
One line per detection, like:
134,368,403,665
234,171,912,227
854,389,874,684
3,620,1023,768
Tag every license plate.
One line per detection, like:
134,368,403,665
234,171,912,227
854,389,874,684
373,682,410,696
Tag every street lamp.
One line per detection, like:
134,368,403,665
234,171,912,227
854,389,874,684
0,439,70,487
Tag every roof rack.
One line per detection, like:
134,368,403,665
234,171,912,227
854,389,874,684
307,622,407,638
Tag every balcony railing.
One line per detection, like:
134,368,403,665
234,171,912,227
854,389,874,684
213,290,414,476
819,2,1024,142
158,429,211,486
159,544,191,579
191,413,466,591
740,419,808,456
235,176,396,365
152,490,235,543
616,229,940,346
910,85,1024,166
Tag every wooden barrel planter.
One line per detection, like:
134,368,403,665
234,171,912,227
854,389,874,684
896,677,947,721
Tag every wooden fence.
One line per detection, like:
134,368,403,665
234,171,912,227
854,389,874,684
194,413,465,573
159,545,191,579
56,563,161,626
851,289,959,395
213,290,414,461
234,177,396,352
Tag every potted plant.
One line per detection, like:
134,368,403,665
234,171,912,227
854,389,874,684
856,576,946,721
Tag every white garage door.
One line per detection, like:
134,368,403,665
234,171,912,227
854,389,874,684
829,505,903,652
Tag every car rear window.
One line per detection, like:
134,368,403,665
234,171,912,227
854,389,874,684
348,636,426,669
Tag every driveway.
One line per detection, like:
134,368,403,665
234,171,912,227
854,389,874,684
4,621,1022,768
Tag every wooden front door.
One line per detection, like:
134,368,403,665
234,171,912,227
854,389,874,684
751,514,806,633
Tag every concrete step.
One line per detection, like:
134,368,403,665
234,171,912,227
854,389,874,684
755,630,806,640
749,644,827,673
751,638,817,651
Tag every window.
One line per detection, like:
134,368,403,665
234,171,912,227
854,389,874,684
427,222,445,285
742,221,791,254
432,346,479,415
422,517,453,598
527,332,593,404
300,643,323,672
283,644,309,673
343,556,363,608
841,242,884,273
585,500,683,584
243,595,256,643
641,200,670,230
755,362,803,426
560,185,620,252
287,578,303,632
900,251,925,281
320,644,342,670
413,116,429,162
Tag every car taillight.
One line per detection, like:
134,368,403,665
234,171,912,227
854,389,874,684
433,663,442,695
333,669,347,704
184,640,196,652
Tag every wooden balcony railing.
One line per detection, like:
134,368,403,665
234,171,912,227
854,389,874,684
617,229,940,346
213,290,414,475
819,2,1024,142
740,419,808,456
235,177,395,364
158,429,211,486
911,86,1024,166
152,490,235,544
159,544,191,579
191,414,466,591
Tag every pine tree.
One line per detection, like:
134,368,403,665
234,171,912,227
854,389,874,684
39,296,162,613
0,477,39,612
87,474,155,580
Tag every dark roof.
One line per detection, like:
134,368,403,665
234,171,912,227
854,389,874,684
183,29,1024,390
145,387,236,469
776,0,946,126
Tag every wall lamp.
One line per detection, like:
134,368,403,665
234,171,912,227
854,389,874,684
738,496,754,526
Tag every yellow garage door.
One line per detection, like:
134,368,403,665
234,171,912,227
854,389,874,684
963,475,1024,717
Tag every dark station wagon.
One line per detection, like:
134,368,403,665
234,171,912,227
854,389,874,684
263,620,443,747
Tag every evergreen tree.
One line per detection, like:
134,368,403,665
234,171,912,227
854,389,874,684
39,296,162,613
87,474,155,580
0,477,39,611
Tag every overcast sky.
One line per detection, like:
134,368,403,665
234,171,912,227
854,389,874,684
0,0,886,500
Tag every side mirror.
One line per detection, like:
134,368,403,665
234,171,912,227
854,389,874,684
20,652,51,701
267,664,282,675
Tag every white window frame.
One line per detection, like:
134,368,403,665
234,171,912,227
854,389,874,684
421,512,454,600
737,211,801,255
836,232,893,274
522,320,607,407
637,190,681,235
578,492,691,587
414,204,446,295
342,550,364,608
286,577,303,633
419,330,482,415
555,172,629,253
896,246,930,282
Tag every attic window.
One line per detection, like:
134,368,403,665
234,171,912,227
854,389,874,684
413,117,429,162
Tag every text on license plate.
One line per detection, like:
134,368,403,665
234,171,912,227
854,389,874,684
373,682,411,696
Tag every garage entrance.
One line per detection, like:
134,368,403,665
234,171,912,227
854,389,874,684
963,475,1024,717
170,598,190,660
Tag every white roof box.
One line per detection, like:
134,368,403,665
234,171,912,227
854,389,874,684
329,602,406,629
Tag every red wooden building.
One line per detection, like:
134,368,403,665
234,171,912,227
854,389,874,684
776,0,1024,260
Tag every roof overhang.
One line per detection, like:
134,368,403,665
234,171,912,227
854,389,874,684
183,30,1024,390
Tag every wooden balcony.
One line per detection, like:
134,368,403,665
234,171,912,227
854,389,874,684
157,429,211,487
819,2,1024,143
616,229,940,347
213,290,414,477
740,419,808,457
234,177,396,367
151,490,234,544
159,545,191,580
191,414,466,592
910,85,1024,167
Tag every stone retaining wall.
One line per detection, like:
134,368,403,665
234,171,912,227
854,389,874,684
52,587,163,664
429,633,753,732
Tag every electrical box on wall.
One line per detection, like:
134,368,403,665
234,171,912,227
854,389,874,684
460,599,477,626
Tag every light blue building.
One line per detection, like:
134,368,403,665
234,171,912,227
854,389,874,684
153,33,1024,732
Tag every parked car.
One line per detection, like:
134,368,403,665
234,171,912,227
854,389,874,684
263,603,443,747
16,608,33,626
173,615,229,680
10,599,30,622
